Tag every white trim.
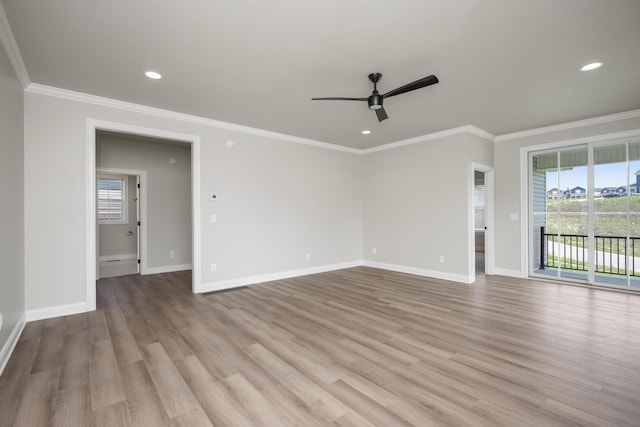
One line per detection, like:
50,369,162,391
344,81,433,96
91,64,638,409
86,124,97,311
96,167,147,274
145,264,193,275
520,146,529,278
197,261,363,293
363,261,474,284
191,137,202,293
27,84,360,154
514,130,640,153
24,84,498,155
0,2,30,88
0,312,26,377
493,268,526,278
26,302,88,322
363,125,495,154
21,83,640,154
496,109,640,142
98,253,137,262
87,119,202,310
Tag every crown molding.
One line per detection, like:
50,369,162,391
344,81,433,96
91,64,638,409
495,109,640,142
26,80,638,153
25,83,362,155
27,83,499,155
0,2,31,88
362,125,495,154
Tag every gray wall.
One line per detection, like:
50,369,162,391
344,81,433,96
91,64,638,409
98,174,138,258
23,91,363,311
97,134,192,270
200,133,363,284
0,37,25,356
363,132,494,282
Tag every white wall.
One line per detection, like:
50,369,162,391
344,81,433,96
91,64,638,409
494,114,640,276
23,90,363,312
0,32,25,369
363,132,494,283
97,134,192,270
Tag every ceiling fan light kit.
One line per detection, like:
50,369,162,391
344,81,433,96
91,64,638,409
312,72,439,122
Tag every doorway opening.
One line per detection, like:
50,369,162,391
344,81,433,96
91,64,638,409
96,171,142,278
86,119,202,311
474,171,486,275
471,163,495,281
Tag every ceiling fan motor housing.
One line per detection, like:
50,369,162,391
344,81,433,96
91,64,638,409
368,73,383,109
368,92,383,110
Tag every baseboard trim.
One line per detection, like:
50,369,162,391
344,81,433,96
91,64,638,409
196,261,363,293
145,264,193,275
26,302,89,322
363,261,475,284
493,268,527,278
0,312,27,377
98,253,137,262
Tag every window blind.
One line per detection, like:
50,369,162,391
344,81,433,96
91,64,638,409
474,184,485,230
98,178,125,220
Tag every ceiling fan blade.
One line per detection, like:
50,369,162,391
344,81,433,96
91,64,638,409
311,97,367,101
375,107,388,122
382,74,439,98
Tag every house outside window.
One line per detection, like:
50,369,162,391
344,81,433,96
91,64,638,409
97,175,128,224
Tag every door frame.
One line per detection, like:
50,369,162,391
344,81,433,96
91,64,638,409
520,129,640,280
86,119,201,311
96,168,147,277
470,163,495,280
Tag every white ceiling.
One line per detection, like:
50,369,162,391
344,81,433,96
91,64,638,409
3,0,640,149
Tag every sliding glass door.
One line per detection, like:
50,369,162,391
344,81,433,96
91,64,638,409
531,140,640,290
532,147,588,281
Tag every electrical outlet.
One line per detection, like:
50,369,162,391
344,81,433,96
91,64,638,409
211,263,217,272
169,250,175,258
372,247,377,254
305,252,310,260
439,255,445,263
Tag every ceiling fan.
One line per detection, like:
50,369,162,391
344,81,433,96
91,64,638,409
312,73,439,122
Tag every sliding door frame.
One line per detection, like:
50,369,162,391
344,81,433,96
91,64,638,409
520,129,640,285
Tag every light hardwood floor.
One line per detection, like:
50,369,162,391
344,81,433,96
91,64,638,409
1,267,640,426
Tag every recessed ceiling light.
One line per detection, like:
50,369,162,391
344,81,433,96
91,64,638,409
580,62,603,71
145,71,162,79
362,130,371,135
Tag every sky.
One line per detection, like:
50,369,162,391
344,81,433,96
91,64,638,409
546,161,640,190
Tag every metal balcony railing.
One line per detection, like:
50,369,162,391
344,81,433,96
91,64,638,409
540,226,640,277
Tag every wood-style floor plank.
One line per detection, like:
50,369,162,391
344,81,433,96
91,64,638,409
58,330,89,391
89,339,126,411
2,267,640,426
141,341,203,420
120,360,170,427
51,384,92,427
